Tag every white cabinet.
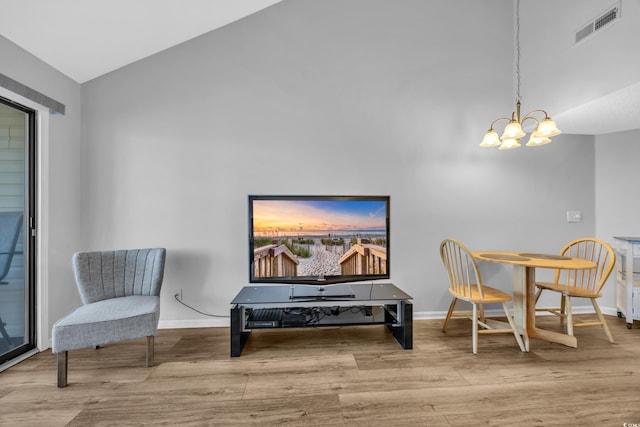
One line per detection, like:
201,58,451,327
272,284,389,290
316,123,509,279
613,236,640,328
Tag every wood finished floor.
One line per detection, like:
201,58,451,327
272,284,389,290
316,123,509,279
1,315,639,426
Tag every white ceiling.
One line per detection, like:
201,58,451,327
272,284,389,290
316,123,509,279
553,81,640,135
0,0,282,83
0,0,638,135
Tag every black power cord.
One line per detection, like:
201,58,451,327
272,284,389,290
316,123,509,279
173,293,229,318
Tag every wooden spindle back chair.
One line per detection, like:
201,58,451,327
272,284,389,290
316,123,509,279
440,238,524,354
534,237,616,343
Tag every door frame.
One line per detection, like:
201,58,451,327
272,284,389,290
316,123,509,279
0,87,50,365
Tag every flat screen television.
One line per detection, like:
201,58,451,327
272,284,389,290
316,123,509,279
248,195,390,297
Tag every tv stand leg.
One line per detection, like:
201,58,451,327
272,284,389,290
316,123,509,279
385,300,413,349
230,304,250,357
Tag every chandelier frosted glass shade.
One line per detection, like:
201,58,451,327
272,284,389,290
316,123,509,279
536,117,561,137
479,129,501,147
501,120,526,139
498,138,521,150
526,132,552,146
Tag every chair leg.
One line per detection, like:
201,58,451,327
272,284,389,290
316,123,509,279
534,287,543,304
146,336,154,367
591,298,614,343
442,297,457,332
564,294,574,337
57,351,68,388
472,303,478,354
559,294,567,326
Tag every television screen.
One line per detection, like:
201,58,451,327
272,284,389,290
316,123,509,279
248,195,390,286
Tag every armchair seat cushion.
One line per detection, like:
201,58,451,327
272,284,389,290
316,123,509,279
52,295,160,353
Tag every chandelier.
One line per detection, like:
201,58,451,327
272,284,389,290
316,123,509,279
480,0,560,150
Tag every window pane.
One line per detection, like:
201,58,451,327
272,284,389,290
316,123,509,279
0,100,31,360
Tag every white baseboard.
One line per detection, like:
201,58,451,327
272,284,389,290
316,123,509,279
158,318,229,329
413,305,618,320
158,306,619,329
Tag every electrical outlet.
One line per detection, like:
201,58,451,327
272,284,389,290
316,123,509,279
566,210,582,223
173,288,183,301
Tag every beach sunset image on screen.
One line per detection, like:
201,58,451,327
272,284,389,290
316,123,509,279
250,196,389,282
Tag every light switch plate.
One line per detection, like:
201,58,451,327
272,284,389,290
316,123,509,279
567,210,582,223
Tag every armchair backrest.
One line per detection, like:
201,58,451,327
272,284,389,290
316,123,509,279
72,248,166,304
0,211,24,282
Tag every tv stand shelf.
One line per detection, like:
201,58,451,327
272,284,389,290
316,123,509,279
229,283,413,357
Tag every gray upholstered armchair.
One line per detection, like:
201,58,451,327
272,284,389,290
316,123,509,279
52,248,166,387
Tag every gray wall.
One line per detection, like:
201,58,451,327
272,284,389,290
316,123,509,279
81,0,595,324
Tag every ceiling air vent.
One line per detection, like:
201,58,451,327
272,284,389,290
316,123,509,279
575,2,621,45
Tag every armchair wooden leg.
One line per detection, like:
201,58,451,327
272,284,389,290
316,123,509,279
146,336,154,367
57,351,68,388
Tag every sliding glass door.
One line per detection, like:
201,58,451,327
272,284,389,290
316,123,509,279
0,97,36,364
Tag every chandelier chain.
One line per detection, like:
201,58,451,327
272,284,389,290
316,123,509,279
479,0,561,149
515,0,521,103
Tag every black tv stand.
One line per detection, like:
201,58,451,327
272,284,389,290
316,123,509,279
230,283,412,357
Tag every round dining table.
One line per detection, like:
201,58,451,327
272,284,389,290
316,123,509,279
472,251,597,351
